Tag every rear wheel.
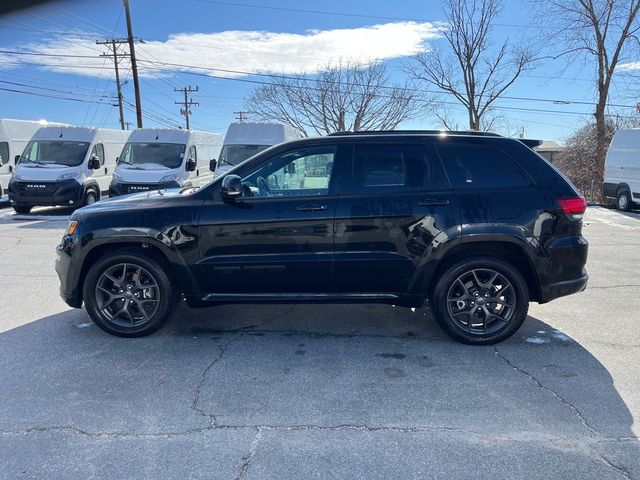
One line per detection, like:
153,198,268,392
617,189,632,212
431,256,529,345
83,251,176,337
13,204,32,215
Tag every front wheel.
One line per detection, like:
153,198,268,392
83,251,176,337
13,204,32,215
431,257,529,345
82,189,97,207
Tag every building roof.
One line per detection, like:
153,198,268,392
535,140,565,151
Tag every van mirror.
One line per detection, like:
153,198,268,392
221,174,242,201
115,156,120,164
88,155,101,170
186,158,197,172
14,154,20,164
209,159,217,172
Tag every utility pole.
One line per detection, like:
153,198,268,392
123,0,142,128
174,86,199,129
124,121,134,130
97,39,128,130
233,111,249,123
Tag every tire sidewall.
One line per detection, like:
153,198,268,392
13,205,32,215
432,256,530,345
617,191,631,211
83,252,175,337
83,189,97,207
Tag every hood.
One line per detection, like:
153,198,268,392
76,188,184,214
14,163,85,181
115,164,184,183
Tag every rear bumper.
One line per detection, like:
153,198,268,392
8,179,83,207
539,271,588,303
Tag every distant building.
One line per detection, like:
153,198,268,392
535,141,565,163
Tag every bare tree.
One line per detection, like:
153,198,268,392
408,0,535,131
538,0,640,188
244,63,422,136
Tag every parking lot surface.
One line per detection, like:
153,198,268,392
0,206,639,479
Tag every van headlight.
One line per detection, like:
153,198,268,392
57,171,83,181
11,172,24,181
112,171,123,182
160,174,181,183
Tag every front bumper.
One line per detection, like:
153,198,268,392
55,238,82,308
8,179,83,207
109,180,181,197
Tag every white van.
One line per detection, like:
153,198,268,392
8,126,130,214
604,129,640,211
216,122,304,176
109,129,223,196
0,119,54,199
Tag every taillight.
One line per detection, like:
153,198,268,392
558,196,587,219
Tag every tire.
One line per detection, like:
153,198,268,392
616,189,632,212
82,250,177,337
431,256,529,345
13,204,32,215
82,189,98,207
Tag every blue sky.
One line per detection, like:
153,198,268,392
0,0,637,142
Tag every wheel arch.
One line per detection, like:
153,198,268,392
428,239,541,302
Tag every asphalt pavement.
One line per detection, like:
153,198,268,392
0,206,639,479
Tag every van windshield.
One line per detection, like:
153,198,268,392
119,142,186,169
219,144,270,167
20,140,89,167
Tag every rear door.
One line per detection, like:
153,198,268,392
333,141,459,294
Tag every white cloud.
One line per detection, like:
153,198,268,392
0,21,444,79
618,61,640,71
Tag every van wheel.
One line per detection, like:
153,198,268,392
83,189,97,207
83,251,177,337
13,205,32,215
431,257,529,345
616,189,632,211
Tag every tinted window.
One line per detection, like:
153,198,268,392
241,145,336,198
0,142,8,165
350,144,447,193
438,144,529,189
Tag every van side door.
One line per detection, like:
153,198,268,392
333,141,459,295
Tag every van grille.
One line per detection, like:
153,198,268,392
15,182,57,196
124,184,160,193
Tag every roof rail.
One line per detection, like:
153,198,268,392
327,130,502,137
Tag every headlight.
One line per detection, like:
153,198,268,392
160,174,181,183
65,220,79,236
57,171,83,181
11,172,24,181
111,171,122,182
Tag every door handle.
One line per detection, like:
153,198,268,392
104,167,108,174
417,198,450,206
297,204,328,212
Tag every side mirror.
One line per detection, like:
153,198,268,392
221,174,241,201
186,158,197,172
88,155,101,170
115,156,120,164
14,155,20,164
209,159,217,172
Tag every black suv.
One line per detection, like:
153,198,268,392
55,131,588,345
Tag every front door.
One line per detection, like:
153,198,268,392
333,141,460,294
197,143,346,295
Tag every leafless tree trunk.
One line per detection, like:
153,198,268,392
539,0,640,193
407,0,535,131
244,63,422,136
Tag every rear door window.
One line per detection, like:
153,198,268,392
348,143,448,194
437,144,529,189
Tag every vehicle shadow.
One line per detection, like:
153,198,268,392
0,304,638,478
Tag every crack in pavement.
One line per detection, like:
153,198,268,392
493,346,600,437
237,428,262,480
587,285,640,290
588,446,633,479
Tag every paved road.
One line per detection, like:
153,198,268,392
0,206,639,479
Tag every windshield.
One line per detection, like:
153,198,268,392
20,140,89,167
219,144,270,167
119,142,186,169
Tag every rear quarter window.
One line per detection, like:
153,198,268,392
437,143,530,189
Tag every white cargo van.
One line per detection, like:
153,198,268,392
603,129,640,211
8,126,130,214
109,129,223,196
0,119,53,198
216,122,304,176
